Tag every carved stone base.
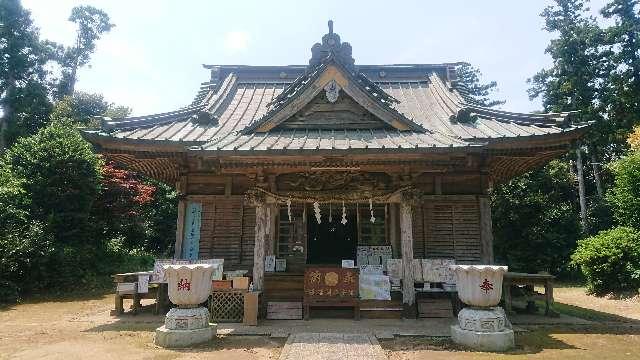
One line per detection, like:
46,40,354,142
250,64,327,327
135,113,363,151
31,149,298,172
451,325,514,352
154,325,215,348
458,307,510,333
165,306,210,330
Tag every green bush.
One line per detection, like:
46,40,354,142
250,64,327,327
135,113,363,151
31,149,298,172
2,120,102,245
607,151,640,229
0,221,55,302
571,226,640,294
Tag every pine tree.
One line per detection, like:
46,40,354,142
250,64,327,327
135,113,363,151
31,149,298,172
528,0,606,232
455,63,505,108
56,6,113,97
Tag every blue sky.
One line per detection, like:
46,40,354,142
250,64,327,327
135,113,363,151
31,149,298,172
23,0,609,116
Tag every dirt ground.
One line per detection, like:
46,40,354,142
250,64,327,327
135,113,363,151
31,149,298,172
0,294,283,360
1,286,639,359
382,285,640,359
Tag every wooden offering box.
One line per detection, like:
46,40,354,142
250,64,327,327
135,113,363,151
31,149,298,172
303,267,359,320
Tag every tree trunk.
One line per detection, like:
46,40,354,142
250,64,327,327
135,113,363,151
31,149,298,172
479,196,494,264
591,152,603,198
0,74,16,151
576,144,588,232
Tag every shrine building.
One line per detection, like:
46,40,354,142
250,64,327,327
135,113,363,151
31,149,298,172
83,22,589,317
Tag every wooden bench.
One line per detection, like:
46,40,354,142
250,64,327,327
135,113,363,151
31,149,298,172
112,271,169,315
502,272,555,316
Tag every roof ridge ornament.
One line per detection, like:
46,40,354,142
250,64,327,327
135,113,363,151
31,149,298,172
324,80,341,103
309,20,355,70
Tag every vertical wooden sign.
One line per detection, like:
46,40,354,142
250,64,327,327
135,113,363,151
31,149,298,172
182,202,202,260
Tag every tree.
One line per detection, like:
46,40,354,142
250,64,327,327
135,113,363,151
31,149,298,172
51,91,131,127
599,0,640,155
528,0,607,232
90,163,177,254
607,149,640,228
0,0,55,150
56,6,113,97
455,63,505,108
492,161,582,275
2,120,103,244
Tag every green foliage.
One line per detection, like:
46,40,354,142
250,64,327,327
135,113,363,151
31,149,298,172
2,121,102,244
607,150,640,228
0,0,57,149
571,226,640,294
600,0,640,155
492,161,582,275
0,222,55,297
51,91,131,127
138,179,177,255
528,0,604,119
455,63,505,108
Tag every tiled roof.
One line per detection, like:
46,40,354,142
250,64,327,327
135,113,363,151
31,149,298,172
85,63,586,154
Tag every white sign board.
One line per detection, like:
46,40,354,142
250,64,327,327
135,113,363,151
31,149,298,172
359,274,391,300
342,260,355,268
421,259,456,283
359,265,384,274
386,259,403,280
265,255,276,272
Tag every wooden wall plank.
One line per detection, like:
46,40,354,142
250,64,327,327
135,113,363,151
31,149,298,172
411,198,482,264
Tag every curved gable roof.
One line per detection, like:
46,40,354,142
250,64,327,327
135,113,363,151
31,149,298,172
84,24,588,155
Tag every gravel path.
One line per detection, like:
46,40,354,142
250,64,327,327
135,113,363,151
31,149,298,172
279,332,387,360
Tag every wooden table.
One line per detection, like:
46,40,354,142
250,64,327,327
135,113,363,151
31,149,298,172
416,289,462,317
502,272,555,316
112,271,169,315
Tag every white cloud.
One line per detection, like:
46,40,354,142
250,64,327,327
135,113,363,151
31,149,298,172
223,31,250,54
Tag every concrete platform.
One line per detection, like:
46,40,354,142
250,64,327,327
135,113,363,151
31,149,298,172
217,318,527,338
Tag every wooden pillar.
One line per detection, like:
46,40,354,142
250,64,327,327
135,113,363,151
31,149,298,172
173,176,188,259
389,203,400,258
266,203,278,256
400,195,416,317
253,198,268,291
479,196,494,264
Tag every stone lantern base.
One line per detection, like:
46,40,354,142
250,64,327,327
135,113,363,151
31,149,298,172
451,307,514,352
154,306,216,348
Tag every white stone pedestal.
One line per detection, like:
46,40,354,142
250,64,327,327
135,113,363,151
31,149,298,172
154,306,216,348
451,325,514,352
451,307,514,352
155,325,215,348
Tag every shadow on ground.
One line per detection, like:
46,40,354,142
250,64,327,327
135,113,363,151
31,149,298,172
0,289,113,311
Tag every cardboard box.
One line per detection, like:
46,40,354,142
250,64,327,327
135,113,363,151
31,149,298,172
232,276,249,290
212,280,232,289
